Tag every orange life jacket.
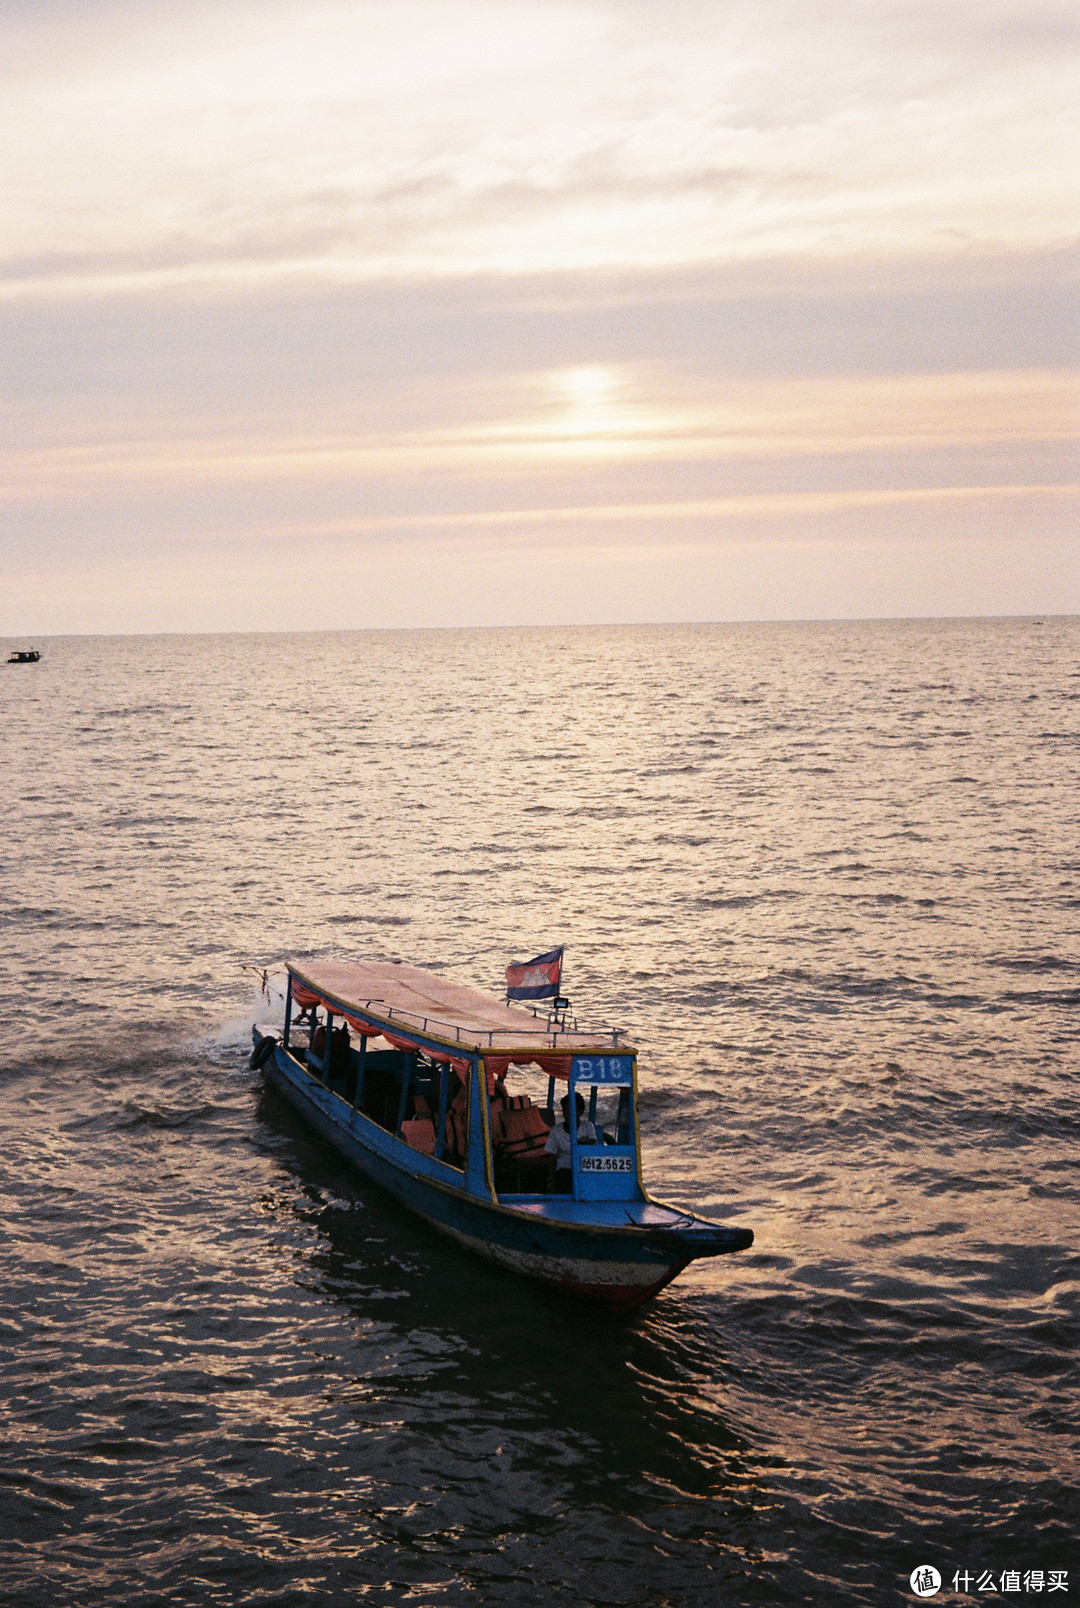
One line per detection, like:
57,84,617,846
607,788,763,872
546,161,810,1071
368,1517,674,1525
495,1102,550,1164
443,1106,466,1164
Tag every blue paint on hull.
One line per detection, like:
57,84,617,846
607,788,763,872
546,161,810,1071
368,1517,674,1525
262,1041,751,1308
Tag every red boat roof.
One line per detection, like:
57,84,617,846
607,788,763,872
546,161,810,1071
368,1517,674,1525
286,958,632,1072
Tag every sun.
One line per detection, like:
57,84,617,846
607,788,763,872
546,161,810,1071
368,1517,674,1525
558,366,617,410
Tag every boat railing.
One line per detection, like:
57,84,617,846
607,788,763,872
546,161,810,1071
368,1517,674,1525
345,998,624,1050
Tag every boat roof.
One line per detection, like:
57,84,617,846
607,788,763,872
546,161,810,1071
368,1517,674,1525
286,958,634,1068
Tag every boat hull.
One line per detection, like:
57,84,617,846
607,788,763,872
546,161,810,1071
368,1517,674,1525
261,1043,737,1308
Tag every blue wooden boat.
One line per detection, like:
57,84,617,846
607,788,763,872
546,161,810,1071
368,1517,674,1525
251,959,753,1309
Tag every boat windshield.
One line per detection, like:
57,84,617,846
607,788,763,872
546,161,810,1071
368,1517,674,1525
490,1060,639,1201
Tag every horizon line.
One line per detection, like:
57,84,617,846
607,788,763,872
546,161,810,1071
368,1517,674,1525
3,610,1076,642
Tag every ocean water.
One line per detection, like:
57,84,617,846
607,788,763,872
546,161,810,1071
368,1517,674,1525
0,618,1076,1607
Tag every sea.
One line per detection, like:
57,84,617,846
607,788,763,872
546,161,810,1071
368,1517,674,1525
1,619,1077,1607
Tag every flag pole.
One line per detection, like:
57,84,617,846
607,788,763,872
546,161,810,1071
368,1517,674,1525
553,946,567,1027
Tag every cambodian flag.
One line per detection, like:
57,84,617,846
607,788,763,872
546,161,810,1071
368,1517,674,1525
505,946,564,1000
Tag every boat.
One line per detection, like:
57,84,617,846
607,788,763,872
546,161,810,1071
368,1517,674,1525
6,649,41,663
251,958,753,1309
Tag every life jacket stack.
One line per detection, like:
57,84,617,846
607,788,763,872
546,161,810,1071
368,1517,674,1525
443,1088,469,1165
491,1094,550,1167
309,1023,350,1073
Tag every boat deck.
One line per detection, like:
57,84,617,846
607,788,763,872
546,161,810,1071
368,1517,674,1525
499,1197,698,1227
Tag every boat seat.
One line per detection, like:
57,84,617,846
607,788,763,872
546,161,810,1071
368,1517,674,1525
401,1117,436,1156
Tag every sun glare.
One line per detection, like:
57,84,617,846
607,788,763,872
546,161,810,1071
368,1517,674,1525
558,366,616,410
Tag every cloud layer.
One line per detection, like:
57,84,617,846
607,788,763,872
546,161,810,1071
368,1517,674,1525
0,0,1076,631
3,0,1076,293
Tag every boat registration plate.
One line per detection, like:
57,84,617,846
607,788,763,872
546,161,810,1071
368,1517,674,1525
571,1055,633,1085
579,1155,633,1173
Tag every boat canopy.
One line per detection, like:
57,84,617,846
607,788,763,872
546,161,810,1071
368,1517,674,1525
286,959,633,1078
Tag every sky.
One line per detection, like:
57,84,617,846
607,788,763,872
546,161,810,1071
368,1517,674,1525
1,0,1077,633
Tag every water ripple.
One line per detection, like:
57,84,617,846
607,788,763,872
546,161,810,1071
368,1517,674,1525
0,619,1076,1605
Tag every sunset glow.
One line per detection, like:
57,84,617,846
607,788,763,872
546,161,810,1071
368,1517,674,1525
0,0,1076,631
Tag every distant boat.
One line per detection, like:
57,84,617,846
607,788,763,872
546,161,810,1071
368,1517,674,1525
251,957,754,1309
6,650,40,663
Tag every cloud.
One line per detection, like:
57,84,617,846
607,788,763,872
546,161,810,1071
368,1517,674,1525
2,366,1072,505
1,0,1075,632
2,252,1074,422
1,0,1075,295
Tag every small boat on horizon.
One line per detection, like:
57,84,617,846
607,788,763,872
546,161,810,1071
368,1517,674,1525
251,957,753,1309
6,649,41,664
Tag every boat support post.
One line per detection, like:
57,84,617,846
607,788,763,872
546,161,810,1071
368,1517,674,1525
464,1057,495,1201
355,1034,367,1110
435,1062,449,1161
323,1011,334,1084
568,1064,580,1200
395,1053,414,1137
282,974,293,1051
